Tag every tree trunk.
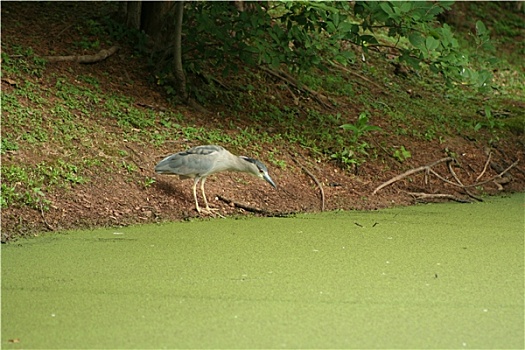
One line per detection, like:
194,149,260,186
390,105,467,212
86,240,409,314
231,1,269,12
126,1,142,30
117,2,127,21
173,1,188,102
141,1,175,47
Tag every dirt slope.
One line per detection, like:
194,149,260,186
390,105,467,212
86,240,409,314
1,2,524,240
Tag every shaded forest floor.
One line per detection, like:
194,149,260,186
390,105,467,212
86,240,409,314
1,2,524,241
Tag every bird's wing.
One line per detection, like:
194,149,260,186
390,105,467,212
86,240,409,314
155,145,224,177
183,145,224,156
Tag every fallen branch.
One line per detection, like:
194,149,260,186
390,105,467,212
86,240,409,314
328,60,385,92
406,192,472,203
373,156,519,198
260,66,334,110
289,152,325,211
372,157,454,195
43,46,120,63
216,195,271,215
425,167,462,187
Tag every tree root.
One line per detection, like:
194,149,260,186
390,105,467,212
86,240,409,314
43,46,120,63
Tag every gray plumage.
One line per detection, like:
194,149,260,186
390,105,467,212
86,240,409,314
155,145,276,213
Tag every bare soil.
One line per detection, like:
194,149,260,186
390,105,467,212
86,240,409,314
2,2,524,240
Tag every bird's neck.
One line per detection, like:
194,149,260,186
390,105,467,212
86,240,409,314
229,156,256,173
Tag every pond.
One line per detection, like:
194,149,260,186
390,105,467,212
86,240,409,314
2,193,524,349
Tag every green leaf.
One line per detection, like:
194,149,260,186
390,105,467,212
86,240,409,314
326,21,337,34
340,123,358,133
425,4,445,17
475,20,487,36
477,70,492,87
331,12,340,27
439,24,454,47
338,21,355,33
474,123,482,131
400,53,421,70
408,32,425,50
439,1,454,10
400,2,413,13
337,50,356,63
484,106,492,119
379,2,394,16
425,36,439,51
360,35,379,45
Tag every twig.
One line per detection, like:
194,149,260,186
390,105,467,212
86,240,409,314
40,202,55,231
124,144,148,172
56,23,75,38
372,157,454,195
283,84,299,105
447,161,483,201
463,159,518,188
289,152,325,211
476,151,492,181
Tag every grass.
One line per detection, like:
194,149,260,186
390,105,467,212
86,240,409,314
1,159,87,210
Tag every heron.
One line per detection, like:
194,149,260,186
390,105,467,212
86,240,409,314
155,145,276,214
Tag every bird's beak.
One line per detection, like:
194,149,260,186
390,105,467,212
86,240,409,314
264,173,277,188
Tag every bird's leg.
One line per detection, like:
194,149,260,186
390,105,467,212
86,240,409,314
192,177,202,213
200,177,211,211
200,177,224,217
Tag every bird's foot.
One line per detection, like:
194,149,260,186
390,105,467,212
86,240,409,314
197,206,225,218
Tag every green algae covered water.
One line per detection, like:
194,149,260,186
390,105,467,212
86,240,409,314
2,193,524,349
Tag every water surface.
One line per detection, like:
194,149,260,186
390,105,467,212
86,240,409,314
2,193,524,348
